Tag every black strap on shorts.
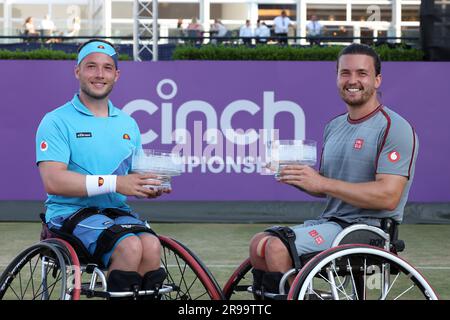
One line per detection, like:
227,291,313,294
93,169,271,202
60,207,102,234
264,226,302,271
92,224,156,266
327,217,352,229
59,207,156,267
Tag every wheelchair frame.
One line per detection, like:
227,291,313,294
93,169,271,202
0,233,225,300
223,223,439,300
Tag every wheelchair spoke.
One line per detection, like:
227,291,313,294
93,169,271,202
363,258,367,300
347,258,359,300
34,272,62,300
381,273,400,300
22,254,40,299
393,284,416,300
331,264,352,300
174,254,190,299
318,271,351,298
7,281,22,300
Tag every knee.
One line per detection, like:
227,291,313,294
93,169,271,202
250,233,271,259
265,237,289,259
140,234,161,259
114,235,143,259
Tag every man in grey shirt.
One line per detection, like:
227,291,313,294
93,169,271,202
249,43,418,295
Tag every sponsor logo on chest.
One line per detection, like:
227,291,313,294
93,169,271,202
354,138,364,150
76,132,92,138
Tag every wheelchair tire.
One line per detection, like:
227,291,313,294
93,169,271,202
158,235,224,300
288,244,439,300
0,242,70,300
222,258,253,300
44,238,82,300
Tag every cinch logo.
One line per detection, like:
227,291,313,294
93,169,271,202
97,45,105,49
98,177,104,187
122,79,306,146
123,133,130,140
121,79,308,175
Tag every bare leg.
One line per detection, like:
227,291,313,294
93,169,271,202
137,233,162,276
249,232,270,271
108,235,143,273
264,237,293,273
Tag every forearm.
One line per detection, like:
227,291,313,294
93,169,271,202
293,185,326,198
321,178,398,211
41,169,87,197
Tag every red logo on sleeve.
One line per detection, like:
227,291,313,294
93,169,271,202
354,139,364,150
40,141,48,152
388,151,400,163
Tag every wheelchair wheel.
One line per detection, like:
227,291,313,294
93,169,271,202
222,258,253,300
0,241,73,300
158,235,224,300
288,244,439,300
44,238,82,300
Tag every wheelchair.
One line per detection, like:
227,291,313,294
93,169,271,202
0,214,224,300
223,219,439,300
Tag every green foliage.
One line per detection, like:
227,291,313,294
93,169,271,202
0,48,131,61
173,44,424,61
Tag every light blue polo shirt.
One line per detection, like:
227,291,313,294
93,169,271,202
36,94,142,222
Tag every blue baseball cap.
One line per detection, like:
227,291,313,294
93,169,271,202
77,41,118,68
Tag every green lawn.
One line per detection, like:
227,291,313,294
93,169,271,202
1,222,449,299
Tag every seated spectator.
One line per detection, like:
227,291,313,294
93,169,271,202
239,20,254,45
186,17,203,44
65,16,81,38
255,20,271,44
210,19,228,44
23,17,40,39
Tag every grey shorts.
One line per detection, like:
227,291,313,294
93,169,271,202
289,219,344,256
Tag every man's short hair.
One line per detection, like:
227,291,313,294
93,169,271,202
337,43,381,76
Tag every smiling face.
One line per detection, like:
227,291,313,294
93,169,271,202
75,52,119,100
337,54,381,107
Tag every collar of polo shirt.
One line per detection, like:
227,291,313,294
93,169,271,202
70,94,119,117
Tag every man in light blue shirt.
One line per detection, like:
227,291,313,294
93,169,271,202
36,39,168,298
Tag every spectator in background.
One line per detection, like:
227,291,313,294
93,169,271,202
65,16,81,38
255,20,271,44
273,10,292,45
40,14,58,43
306,15,323,46
210,19,229,44
23,17,39,38
40,14,56,36
186,17,203,44
239,20,254,45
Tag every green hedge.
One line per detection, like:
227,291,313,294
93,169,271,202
0,48,132,61
172,44,424,61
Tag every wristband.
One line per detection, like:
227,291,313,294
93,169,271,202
86,175,117,197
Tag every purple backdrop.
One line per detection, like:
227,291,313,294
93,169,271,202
1,60,449,202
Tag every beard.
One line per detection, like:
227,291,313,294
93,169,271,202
80,80,114,100
339,85,375,107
